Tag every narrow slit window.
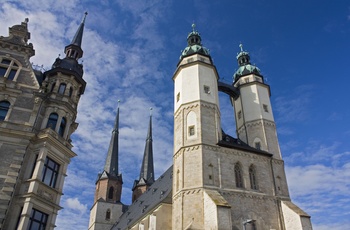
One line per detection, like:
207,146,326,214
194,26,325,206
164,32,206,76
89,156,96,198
189,126,195,136
237,111,242,119
204,85,210,94
255,142,261,150
263,104,269,112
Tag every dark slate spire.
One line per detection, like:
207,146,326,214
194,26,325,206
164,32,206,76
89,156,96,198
70,12,87,47
139,110,155,184
104,105,120,176
48,13,87,94
64,12,87,60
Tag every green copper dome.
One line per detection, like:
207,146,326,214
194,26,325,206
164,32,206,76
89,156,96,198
180,24,210,59
233,44,262,81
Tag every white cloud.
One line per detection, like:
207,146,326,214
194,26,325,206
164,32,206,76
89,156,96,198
1,1,349,230
65,197,87,214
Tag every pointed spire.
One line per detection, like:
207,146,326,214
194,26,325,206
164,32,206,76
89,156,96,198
71,12,87,47
64,12,87,60
139,108,155,184
104,101,120,176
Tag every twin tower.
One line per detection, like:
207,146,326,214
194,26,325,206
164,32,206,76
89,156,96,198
89,24,313,230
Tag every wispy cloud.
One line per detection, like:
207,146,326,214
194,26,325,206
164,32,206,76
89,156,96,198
274,84,314,123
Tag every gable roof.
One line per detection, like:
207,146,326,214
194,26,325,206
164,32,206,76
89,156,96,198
112,166,173,230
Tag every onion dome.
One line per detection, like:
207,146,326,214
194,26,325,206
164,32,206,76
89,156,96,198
233,44,262,82
180,24,210,59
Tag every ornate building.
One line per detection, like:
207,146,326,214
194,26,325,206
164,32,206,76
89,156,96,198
0,14,87,229
106,25,313,230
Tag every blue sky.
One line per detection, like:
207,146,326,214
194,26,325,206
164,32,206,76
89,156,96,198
1,0,349,229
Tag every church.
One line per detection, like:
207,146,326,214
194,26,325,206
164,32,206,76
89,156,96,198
0,14,313,230
87,24,313,230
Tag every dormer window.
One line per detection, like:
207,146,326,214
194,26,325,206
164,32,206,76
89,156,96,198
0,57,20,81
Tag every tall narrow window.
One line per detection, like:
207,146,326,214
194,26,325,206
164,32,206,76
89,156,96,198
30,155,38,179
58,117,66,137
189,126,195,136
0,58,20,80
263,104,269,112
106,209,111,220
28,209,48,230
46,113,58,130
249,165,258,190
42,157,60,188
237,111,242,119
58,83,66,94
0,101,10,121
69,87,73,97
234,163,243,188
108,187,114,199
176,92,180,102
50,82,56,92
176,170,180,192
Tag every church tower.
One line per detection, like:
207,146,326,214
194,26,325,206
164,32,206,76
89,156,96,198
172,26,312,230
132,112,155,202
89,106,124,230
232,44,281,158
172,24,223,229
0,14,87,230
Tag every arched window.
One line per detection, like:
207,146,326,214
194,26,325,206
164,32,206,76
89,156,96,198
46,113,58,130
0,101,10,121
58,117,66,136
0,58,19,80
58,83,66,94
249,165,258,190
108,187,114,199
105,209,111,220
234,163,243,188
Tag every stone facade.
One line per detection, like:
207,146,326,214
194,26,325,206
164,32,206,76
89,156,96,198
110,26,313,230
0,17,86,230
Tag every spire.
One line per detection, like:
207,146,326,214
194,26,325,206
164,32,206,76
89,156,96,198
138,108,155,184
104,102,120,176
64,12,87,60
71,12,87,47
